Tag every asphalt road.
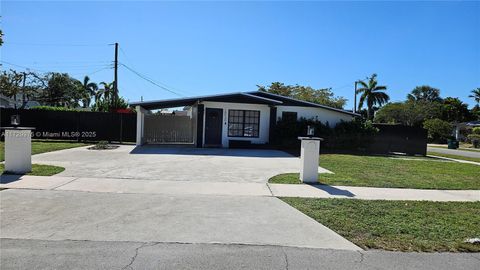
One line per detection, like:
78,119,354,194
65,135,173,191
1,239,479,270
428,146,480,158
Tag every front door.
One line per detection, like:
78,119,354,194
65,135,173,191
205,108,223,146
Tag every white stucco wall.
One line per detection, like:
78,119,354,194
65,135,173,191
201,101,271,148
276,106,354,127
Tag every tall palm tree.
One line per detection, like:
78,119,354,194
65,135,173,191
81,76,98,108
356,73,389,120
469,88,480,104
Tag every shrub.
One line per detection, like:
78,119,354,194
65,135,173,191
30,106,84,112
467,134,480,148
423,118,453,143
472,127,480,135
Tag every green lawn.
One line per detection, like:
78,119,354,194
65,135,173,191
0,141,88,162
0,164,65,176
281,198,480,252
427,151,480,163
269,154,480,189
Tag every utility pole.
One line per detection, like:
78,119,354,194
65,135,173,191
21,72,26,109
114,42,119,107
354,81,358,113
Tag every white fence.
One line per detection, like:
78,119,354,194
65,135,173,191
144,114,195,144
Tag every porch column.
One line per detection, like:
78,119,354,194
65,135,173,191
136,105,146,146
269,106,277,144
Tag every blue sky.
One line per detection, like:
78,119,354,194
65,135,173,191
2,1,479,109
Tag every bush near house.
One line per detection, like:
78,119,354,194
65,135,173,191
30,106,85,112
271,118,378,151
423,118,453,143
467,127,480,148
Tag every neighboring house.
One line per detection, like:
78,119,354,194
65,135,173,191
454,121,480,141
130,91,359,148
0,94,41,109
0,94,20,108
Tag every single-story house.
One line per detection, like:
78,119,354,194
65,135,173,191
129,91,359,148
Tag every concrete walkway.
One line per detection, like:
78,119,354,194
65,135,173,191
269,183,480,202
428,154,480,166
2,175,479,201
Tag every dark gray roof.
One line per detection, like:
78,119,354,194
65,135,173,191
129,92,282,110
130,91,359,116
248,91,359,116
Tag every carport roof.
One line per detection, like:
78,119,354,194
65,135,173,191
129,92,282,110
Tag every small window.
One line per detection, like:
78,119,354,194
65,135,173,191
282,111,297,122
228,110,260,138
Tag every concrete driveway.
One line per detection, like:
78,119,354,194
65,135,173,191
1,145,361,256
32,145,308,183
0,189,359,250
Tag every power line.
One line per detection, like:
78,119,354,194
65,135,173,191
1,60,49,73
4,42,109,47
120,63,184,97
119,47,192,96
1,60,113,78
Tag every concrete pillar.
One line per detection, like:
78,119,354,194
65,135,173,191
136,105,145,146
3,127,35,174
298,137,323,184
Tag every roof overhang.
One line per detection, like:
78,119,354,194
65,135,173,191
248,91,361,117
129,92,282,110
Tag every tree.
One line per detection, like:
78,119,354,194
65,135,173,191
0,70,23,100
0,29,3,46
92,81,127,112
80,76,98,108
356,74,389,120
41,73,83,107
258,82,347,109
407,85,442,102
441,97,472,123
423,118,453,143
374,100,442,126
469,88,480,104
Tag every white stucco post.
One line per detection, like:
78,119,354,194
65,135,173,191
298,137,323,184
3,127,35,174
136,105,145,146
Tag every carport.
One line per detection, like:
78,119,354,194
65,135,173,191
130,92,281,148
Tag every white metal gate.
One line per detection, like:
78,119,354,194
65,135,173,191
144,114,195,144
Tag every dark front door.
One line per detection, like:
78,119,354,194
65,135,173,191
205,108,223,146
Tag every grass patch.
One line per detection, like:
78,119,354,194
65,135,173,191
427,151,480,163
0,164,65,176
269,154,480,189
281,198,480,252
0,141,88,162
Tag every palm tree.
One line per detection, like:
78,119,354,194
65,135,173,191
356,74,389,120
469,88,480,104
97,81,113,103
81,76,98,108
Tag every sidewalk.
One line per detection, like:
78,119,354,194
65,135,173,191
427,154,480,166
268,183,480,202
1,175,479,201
